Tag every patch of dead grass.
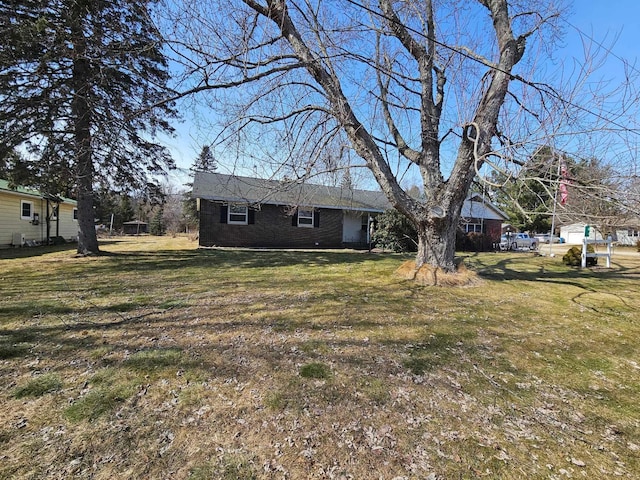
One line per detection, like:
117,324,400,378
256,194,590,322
395,258,482,286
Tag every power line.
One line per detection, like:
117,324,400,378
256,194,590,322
341,0,640,136
562,19,640,78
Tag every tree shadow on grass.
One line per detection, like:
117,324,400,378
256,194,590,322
469,253,640,286
0,242,78,260
92,247,405,274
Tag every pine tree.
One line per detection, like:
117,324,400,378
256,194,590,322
190,145,218,176
149,207,165,236
183,145,217,229
0,0,177,254
116,195,136,228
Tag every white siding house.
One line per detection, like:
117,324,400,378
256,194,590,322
0,179,78,247
560,222,639,246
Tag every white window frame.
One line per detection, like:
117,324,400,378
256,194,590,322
464,223,482,233
228,204,248,225
297,208,314,228
73,208,78,221
20,200,33,221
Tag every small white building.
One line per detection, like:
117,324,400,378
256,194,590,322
615,226,640,246
0,179,78,247
560,222,639,246
560,223,598,245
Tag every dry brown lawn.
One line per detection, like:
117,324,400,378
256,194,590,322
1,236,639,479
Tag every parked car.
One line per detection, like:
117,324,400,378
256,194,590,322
534,233,562,244
500,232,537,250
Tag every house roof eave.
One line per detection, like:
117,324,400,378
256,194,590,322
196,195,386,213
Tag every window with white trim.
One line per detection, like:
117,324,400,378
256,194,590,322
297,208,314,227
21,200,33,220
73,208,78,221
464,223,483,233
228,204,248,224
51,205,58,220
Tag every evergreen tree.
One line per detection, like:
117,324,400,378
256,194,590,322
491,146,559,233
0,0,176,254
149,207,165,236
182,192,199,230
491,147,622,234
116,194,136,228
183,145,217,229
372,209,418,253
0,150,32,188
190,145,217,176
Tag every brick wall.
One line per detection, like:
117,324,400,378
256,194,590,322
199,201,344,248
484,219,502,242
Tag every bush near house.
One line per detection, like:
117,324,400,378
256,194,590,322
456,231,493,252
371,209,417,252
374,210,495,253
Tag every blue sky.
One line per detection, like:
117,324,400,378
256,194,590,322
162,2,640,188
558,1,640,81
557,2,640,171
568,1,640,59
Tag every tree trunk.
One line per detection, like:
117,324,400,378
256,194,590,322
71,5,99,256
412,166,472,274
76,150,98,255
415,217,459,273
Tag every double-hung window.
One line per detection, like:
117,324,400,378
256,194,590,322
228,204,248,225
21,200,33,221
297,208,314,227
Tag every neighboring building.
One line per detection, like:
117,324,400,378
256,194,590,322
460,194,508,242
0,179,78,247
560,223,600,245
193,172,507,249
560,222,640,246
122,220,148,235
616,226,640,246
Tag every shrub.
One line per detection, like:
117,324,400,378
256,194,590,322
636,239,640,252
563,244,597,267
372,209,417,252
456,231,493,252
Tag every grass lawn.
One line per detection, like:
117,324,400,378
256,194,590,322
1,236,639,479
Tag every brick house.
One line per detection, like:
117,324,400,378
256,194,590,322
193,172,387,249
193,172,507,249
459,193,508,243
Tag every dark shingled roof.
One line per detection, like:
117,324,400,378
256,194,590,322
193,172,391,212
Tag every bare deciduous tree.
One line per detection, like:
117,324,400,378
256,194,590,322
159,0,638,276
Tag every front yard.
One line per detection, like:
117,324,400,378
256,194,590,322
1,236,639,479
